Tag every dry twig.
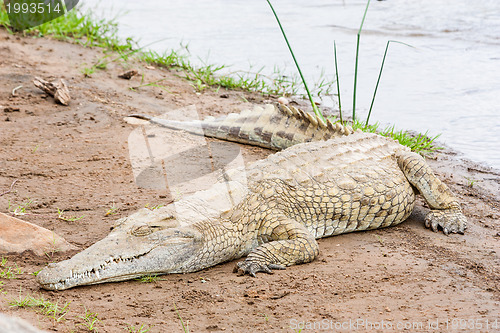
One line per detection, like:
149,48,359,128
0,179,18,197
11,85,23,97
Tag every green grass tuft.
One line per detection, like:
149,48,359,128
8,198,33,216
381,127,442,156
135,274,161,283
127,323,151,333
348,118,442,155
139,48,332,97
9,292,70,323
57,208,85,222
1,257,23,279
77,307,100,332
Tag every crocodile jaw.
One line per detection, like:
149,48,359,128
36,210,202,290
36,237,197,290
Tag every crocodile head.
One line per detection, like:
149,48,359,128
36,208,203,290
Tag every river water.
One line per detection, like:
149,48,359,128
83,0,500,170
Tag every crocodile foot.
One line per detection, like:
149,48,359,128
425,209,467,235
234,260,285,277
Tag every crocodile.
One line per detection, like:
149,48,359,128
36,106,467,290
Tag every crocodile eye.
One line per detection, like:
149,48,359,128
131,225,163,237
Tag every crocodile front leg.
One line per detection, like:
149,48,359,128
235,215,319,276
396,151,467,234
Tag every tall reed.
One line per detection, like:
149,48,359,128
333,41,343,124
266,0,325,121
365,40,413,125
352,0,371,121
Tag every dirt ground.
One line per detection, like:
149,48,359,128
0,28,499,333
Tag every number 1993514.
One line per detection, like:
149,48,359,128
5,1,62,14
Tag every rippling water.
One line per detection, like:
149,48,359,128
84,0,500,169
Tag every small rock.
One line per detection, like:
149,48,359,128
0,212,76,256
0,313,48,333
4,107,20,113
118,69,139,80
206,325,219,331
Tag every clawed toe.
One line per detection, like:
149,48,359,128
425,209,467,235
234,261,285,277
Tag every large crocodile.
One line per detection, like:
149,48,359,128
36,105,467,290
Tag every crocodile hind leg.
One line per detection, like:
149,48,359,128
396,151,467,234
235,215,319,276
